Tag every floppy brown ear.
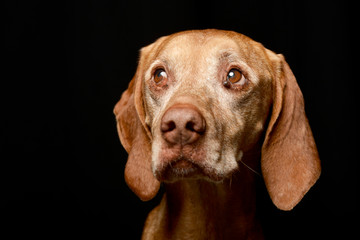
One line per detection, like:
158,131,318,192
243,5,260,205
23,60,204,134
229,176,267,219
113,36,169,201
261,53,321,211
113,62,160,202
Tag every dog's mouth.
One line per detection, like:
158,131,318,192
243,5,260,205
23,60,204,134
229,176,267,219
172,158,197,170
154,157,199,182
154,156,226,183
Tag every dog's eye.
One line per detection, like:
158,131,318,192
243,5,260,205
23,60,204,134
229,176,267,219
227,69,246,85
154,69,167,84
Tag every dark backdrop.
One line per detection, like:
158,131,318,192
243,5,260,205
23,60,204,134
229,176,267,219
3,0,356,239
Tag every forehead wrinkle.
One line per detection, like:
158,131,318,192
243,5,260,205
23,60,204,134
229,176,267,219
216,46,252,65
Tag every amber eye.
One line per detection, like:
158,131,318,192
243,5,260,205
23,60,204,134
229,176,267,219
223,68,247,89
227,69,244,84
154,69,167,84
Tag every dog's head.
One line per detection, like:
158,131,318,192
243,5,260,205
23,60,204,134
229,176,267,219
114,30,321,211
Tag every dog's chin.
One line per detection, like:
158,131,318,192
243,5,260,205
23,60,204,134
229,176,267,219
153,158,227,183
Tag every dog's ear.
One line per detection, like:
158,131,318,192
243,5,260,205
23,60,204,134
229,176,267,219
261,52,321,211
113,41,167,201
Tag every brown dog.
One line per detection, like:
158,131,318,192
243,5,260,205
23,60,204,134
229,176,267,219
114,29,321,239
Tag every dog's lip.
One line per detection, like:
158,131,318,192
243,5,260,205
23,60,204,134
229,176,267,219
166,158,201,178
154,157,226,182
154,157,200,182
172,158,197,169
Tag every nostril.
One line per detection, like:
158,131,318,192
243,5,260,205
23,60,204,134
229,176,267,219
186,119,206,134
185,121,195,132
161,120,176,133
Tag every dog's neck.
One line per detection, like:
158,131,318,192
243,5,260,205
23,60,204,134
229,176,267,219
155,170,263,239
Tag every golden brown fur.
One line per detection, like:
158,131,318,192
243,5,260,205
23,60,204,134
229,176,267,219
113,29,321,239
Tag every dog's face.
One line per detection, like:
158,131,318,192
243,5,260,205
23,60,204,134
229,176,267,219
141,31,273,182
114,29,320,210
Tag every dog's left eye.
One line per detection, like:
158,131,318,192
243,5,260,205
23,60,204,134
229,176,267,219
154,69,168,84
226,69,246,85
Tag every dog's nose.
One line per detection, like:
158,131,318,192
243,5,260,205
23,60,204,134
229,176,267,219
161,104,206,145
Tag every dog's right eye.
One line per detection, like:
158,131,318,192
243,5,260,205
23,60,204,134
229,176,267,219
154,69,168,84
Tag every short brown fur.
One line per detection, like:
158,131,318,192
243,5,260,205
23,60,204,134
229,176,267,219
114,29,321,239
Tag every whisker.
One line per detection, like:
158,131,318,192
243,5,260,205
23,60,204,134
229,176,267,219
238,158,262,177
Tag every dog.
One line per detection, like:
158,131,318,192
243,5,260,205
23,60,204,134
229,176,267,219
114,29,321,239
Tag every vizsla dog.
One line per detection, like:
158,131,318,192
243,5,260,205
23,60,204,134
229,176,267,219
114,29,321,239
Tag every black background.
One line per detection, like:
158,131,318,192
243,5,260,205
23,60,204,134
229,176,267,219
3,0,357,239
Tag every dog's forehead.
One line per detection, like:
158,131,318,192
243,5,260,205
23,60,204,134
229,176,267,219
158,32,248,62
141,30,272,89
145,30,269,77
